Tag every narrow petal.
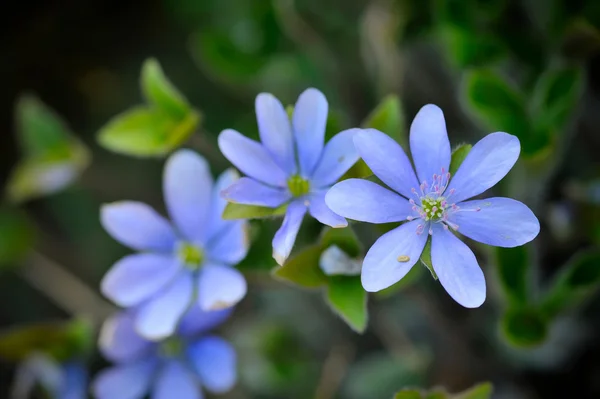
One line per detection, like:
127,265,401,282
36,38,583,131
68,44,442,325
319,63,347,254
152,361,202,399
197,264,247,311
206,221,249,265
101,202,177,253
310,128,361,187
101,254,181,307
188,336,236,394
352,129,420,198
272,200,306,265
431,224,486,308
205,169,241,243
218,129,288,187
308,191,347,228
99,312,153,363
221,177,291,207
361,220,428,291
92,360,157,399
163,149,212,243
255,93,296,174
449,197,540,247
325,179,413,223
446,132,520,203
177,306,233,338
135,272,193,340
293,88,328,175
409,104,451,184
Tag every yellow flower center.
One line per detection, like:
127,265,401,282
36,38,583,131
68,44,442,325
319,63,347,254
287,174,310,197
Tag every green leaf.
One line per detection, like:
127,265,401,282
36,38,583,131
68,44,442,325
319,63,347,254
500,307,548,348
271,244,328,288
453,382,493,399
320,226,361,258
237,221,278,272
97,107,200,157
449,144,472,175
222,202,288,220
495,246,529,306
440,26,505,68
141,58,191,120
0,207,35,268
395,390,424,399
362,95,406,145
420,239,438,280
326,276,367,333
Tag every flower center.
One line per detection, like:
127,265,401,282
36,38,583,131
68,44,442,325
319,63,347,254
419,196,447,221
159,337,184,358
177,242,204,270
287,174,310,197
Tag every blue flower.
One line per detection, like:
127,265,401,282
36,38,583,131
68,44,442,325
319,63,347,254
93,307,236,399
325,104,540,308
218,88,361,265
100,149,249,340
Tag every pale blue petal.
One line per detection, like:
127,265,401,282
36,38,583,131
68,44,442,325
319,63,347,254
308,191,347,228
449,197,539,247
206,221,249,265
163,149,212,243
325,179,413,223
310,128,361,187
152,361,202,399
92,359,157,399
255,93,296,174
188,336,236,394
272,200,306,265
101,202,177,253
205,169,239,241
221,177,291,207
409,104,451,184
197,264,247,311
293,88,328,176
218,129,288,187
431,224,486,308
99,312,153,363
177,306,232,338
446,132,520,203
353,129,420,198
135,272,194,340
101,254,181,307
361,220,428,291
58,363,87,399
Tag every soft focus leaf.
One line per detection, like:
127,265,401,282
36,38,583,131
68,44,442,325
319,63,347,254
440,26,505,68
320,226,361,258
394,390,424,399
501,307,548,348
237,221,278,271
326,276,367,333
142,58,191,120
420,239,438,280
272,245,328,288
532,67,583,130
449,144,472,175
561,18,600,58
495,246,529,306
453,382,493,399
0,207,35,268
362,95,406,145
222,202,288,220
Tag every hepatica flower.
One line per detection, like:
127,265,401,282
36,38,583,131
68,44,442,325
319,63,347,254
218,88,360,265
326,104,540,308
93,307,236,399
100,150,249,340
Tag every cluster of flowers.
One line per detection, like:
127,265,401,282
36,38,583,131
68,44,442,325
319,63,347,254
94,88,539,398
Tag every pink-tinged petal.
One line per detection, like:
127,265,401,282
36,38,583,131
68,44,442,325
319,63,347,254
353,129,420,198
446,132,520,203
449,197,539,247
409,104,451,184
218,129,288,187
188,336,236,394
101,202,177,253
177,306,232,337
361,220,428,291
92,359,157,399
308,191,347,228
311,128,361,187
206,221,249,265
255,93,296,174
197,264,247,311
152,361,202,399
272,200,307,265
163,150,212,243
99,312,153,363
431,224,486,308
325,179,413,223
221,177,291,207
101,254,181,307
293,88,328,176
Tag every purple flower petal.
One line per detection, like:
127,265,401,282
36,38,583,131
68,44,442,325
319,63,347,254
409,104,451,184
92,359,157,399
361,220,428,291
308,191,347,228
218,129,288,187
205,169,240,242
135,272,194,340
310,128,361,188
449,197,539,247
152,361,202,399
221,177,291,207
101,202,177,253
99,312,154,363
325,179,413,223
446,132,520,203
293,88,328,176
177,306,232,338
206,221,249,265
431,224,486,308
256,93,296,174
197,264,247,311
58,362,87,399
188,336,236,394
101,254,181,307
163,150,212,243
353,129,420,198
272,200,307,265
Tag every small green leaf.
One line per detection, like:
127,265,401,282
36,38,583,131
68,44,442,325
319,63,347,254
222,202,288,220
453,382,493,399
420,239,438,280
495,246,529,306
272,245,328,288
0,207,35,268
426,391,449,399
320,226,361,258
326,276,367,333
362,95,406,145
440,26,505,68
142,58,191,120
501,307,548,348
449,144,472,175
394,390,424,399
